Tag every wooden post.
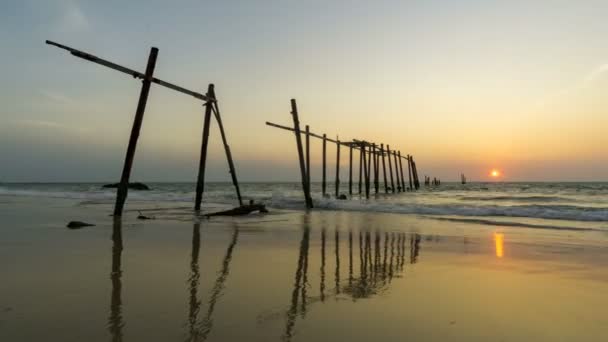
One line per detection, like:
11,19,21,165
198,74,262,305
393,151,401,192
335,138,341,197
381,144,388,193
322,134,327,196
398,151,406,191
210,87,243,206
386,145,395,193
373,144,379,194
411,156,420,190
365,143,371,198
290,99,313,208
306,125,311,194
194,84,215,211
358,145,363,194
407,155,413,191
114,47,158,217
348,144,353,195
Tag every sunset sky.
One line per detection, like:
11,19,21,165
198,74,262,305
1,0,608,182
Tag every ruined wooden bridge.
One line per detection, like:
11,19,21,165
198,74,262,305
267,99,420,209
47,41,421,213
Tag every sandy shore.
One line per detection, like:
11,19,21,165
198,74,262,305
1,196,608,341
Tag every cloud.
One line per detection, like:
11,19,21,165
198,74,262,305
535,62,608,108
14,119,67,129
58,2,89,32
584,63,608,84
40,89,77,106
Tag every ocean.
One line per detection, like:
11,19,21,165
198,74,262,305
2,181,608,228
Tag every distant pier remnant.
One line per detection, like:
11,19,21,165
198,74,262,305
266,100,419,208
46,40,243,216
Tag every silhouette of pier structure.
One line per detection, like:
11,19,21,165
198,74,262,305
267,99,421,209
46,41,243,216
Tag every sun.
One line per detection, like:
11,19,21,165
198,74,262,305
490,169,500,178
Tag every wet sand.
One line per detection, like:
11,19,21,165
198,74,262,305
1,196,608,341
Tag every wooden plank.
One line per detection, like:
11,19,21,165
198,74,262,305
194,84,214,210
113,47,158,217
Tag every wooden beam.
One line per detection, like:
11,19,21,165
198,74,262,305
46,40,210,102
398,151,406,191
381,144,388,193
407,154,413,191
290,100,313,208
113,47,158,217
348,144,353,195
306,125,311,195
194,84,214,210
322,134,327,196
393,151,401,192
335,137,341,197
386,145,395,193
210,89,243,206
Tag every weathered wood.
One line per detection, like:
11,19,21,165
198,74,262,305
407,154,413,191
195,84,215,210
46,40,211,102
365,144,371,198
335,137,341,197
358,146,363,194
393,151,401,192
373,144,379,194
210,87,243,206
306,125,311,193
290,100,313,208
348,144,353,195
386,145,395,193
322,134,327,196
411,156,420,190
113,47,158,217
381,144,388,193
398,151,406,191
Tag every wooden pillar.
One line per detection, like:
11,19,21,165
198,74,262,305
290,99,313,208
209,86,243,206
306,125,311,194
348,144,353,195
381,144,388,193
358,145,363,194
393,151,401,192
194,84,215,211
114,47,158,217
322,134,327,196
372,144,379,194
335,139,341,198
386,145,395,193
407,155,413,191
365,144,371,198
398,151,406,191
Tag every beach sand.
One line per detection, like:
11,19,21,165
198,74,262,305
1,196,608,341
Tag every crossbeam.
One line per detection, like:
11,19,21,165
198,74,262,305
266,121,409,159
46,40,211,102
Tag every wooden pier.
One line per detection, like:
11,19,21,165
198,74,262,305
267,99,420,208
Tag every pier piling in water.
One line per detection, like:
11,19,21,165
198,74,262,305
195,84,215,210
290,100,313,209
349,144,353,195
322,134,327,196
387,145,395,193
335,137,341,198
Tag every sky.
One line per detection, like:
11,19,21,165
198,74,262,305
1,0,608,182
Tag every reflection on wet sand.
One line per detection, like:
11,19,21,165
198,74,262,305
282,218,420,341
187,223,202,341
494,232,504,258
188,224,240,342
109,219,124,342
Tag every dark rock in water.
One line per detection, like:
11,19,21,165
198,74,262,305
67,221,95,229
337,194,348,200
102,182,150,190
